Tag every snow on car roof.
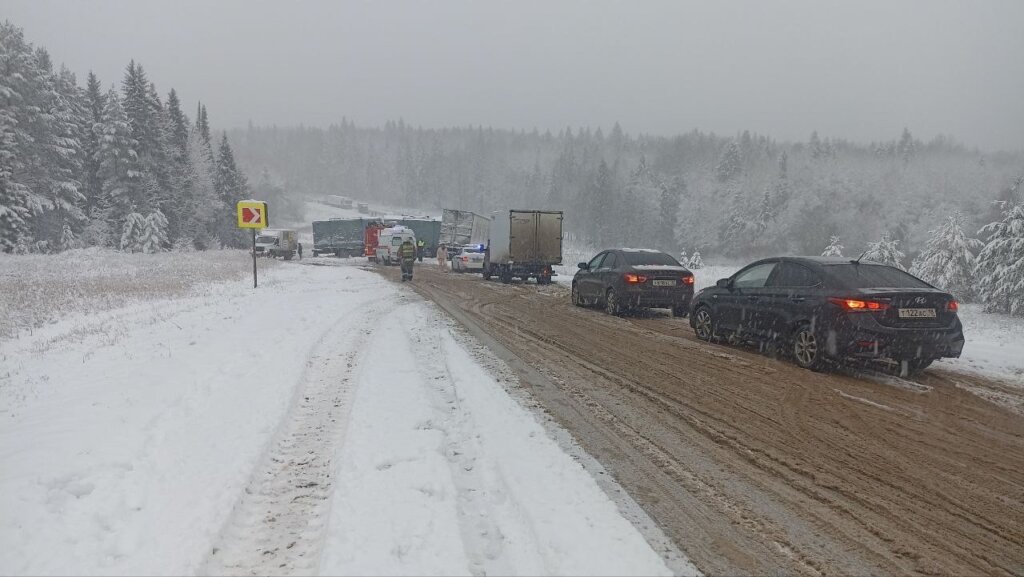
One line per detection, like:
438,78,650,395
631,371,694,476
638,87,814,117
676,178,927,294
619,248,663,253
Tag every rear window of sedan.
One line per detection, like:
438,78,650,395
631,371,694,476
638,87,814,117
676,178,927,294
825,264,932,289
622,251,680,266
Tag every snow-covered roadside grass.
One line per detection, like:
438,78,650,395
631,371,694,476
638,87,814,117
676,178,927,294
942,304,1024,384
0,261,377,574
0,256,684,575
0,248,273,340
320,301,681,576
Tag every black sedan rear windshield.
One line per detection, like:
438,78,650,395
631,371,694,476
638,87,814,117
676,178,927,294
622,251,680,266
826,264,931,289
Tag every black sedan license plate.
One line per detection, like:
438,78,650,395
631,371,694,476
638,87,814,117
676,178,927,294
898,308,936,318
652,280,676,287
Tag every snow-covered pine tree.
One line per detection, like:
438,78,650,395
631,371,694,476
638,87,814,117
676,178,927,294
120,211,145,252
141,209,168,253
0,23,36,251
96,86,141,243
81,72,105,223
862,234,906,269
215,133,248,247
822,235,844,257
688,251,703,269
909,214,982,301
715,140,742,182
975,202,1024,315
678,249,688,266
32,63,87,249
182,128,222,249
659,176,682,252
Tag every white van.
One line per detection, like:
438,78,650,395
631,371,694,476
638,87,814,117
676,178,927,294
375,226,416,265
255,229,298,259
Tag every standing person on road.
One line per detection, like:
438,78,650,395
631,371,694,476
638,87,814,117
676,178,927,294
437,243,447,271
398,238,417,279
297,242,303,260
416,239,425,262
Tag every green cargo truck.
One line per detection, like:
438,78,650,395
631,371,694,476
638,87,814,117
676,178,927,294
312,218,367,257
396,218,441,255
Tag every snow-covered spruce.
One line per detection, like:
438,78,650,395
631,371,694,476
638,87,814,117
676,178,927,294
861,234,906,270
910,213,982,301
687,251,703,269
975,202,1024,316
822,235,843,257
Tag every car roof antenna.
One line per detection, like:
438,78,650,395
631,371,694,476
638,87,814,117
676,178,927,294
851,250,868,265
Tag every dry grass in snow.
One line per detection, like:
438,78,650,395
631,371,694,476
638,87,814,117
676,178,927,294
0,248,274,340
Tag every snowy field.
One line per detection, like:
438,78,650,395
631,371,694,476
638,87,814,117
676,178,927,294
0,251,685,576
0,248,267,340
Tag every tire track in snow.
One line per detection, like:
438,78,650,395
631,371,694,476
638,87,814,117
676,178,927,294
400,307,537,576
202,298,390,576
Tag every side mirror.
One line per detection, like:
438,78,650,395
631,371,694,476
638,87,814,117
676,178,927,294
577,262,589,270
716,278,730,289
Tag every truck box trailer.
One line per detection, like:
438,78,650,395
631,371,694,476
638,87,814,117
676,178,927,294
396,218,442,256
312,218,367,257
485,210,563,284
439,209,491,248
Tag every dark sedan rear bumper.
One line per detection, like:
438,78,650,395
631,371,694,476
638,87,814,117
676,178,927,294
620,287,692,310
827,316,965,361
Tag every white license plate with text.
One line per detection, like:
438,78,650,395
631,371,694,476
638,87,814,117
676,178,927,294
652,280,676,287
898,308,936,318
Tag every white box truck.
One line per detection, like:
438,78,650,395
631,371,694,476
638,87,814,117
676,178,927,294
484,210,563,284
254,229,299,259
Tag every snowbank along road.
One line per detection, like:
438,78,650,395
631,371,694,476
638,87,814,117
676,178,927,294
389,263,1024,577
0,257,684,576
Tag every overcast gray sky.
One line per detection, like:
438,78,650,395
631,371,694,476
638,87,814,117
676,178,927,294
6,0,1024,151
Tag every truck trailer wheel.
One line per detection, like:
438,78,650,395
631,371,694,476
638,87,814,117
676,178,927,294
500,267,512,284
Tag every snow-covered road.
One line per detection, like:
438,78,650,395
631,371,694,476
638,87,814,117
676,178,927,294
0,257,685,575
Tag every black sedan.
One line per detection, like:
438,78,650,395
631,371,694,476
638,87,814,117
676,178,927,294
689,256,965,374
572,249,695,316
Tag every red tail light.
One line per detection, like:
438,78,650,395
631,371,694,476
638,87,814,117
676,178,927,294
681,275,695,285
624,273,648,284
828,297,889,312
947,300,959,312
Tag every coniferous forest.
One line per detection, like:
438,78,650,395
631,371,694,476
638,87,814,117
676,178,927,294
3,20,1024,314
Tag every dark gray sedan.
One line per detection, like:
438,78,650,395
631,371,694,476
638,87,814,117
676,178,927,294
571,249,695,316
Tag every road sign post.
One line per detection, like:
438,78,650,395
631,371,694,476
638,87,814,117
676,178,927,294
237,200,269,288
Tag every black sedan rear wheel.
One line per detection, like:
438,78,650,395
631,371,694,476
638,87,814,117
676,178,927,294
571,283,584,307
694,307,715,341
792,325,826,371
605,288,622,316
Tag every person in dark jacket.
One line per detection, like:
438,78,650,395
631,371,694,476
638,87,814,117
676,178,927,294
398,239,417,279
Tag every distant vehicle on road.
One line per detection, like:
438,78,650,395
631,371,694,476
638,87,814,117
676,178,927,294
254,229,298,259
439,209,491,248
324,195,353,209
357,202,370,214
572,249,694,316
451,244,486,272
375,226,416,265
485,209,563,284
311,218,366,257
396,217,441,257
689,256,965,375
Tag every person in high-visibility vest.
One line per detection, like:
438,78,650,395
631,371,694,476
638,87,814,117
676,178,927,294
416,239,425,262
398,239,417,279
